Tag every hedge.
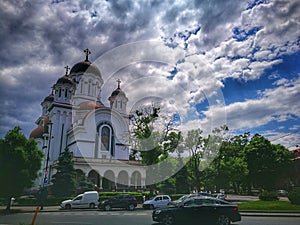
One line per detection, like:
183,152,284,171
288,187,300,205
259,191,279,201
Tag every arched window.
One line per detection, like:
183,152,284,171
98,123,115,156
101,126,110,151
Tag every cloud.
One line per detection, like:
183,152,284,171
0,0,299,151
184,75,300,134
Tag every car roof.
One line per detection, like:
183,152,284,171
182,196,227,202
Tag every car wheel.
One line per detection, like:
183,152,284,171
65,204,71,210
216,215,230,225
128,204,135,211
89,203,95,209
149,204,154,210
162,214,174,225
104,204,112,211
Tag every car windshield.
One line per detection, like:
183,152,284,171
73,195,83,201
178,195,189,201
148,196,156,200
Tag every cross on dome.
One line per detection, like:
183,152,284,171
84,48,91,61
64,65,70,75
117,79,121,89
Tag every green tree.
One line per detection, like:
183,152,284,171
0,127,43,210
76,176,94,194
184,129,205,192
174,157,190,193
243,134,292,191
207,133,249,193
129,106,181,195
51,148,76,197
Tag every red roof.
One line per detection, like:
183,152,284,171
78,101,101,110
291,148,300,160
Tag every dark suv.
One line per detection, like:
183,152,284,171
98,194,138,211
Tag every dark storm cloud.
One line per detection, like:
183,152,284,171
0,0,299,148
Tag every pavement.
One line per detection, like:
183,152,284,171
1,205,300,217
1,195,300,217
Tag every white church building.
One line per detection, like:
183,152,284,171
30,49,146,191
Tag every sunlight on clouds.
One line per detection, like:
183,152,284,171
0,0,299,146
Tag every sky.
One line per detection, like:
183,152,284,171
0,0,299,150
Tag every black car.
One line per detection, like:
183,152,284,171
98,194,137,211
169,192,212,206
152,196,241,225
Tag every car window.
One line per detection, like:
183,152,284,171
155,196,162,201
114,195,122,199
184,199,199,206
74,196,82,201
201,199,215,205
163,196,169,200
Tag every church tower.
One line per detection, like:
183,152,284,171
70,48,103,107
108,79,128,114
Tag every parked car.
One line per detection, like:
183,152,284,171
212,193,227,200
98,194,137,211
169,192,213,206
277,189,288,197
152,196,241,225
198,191,212,197
61,191,99,209
143,195,171,209
169,194,199,206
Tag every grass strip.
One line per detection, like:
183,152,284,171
238,200,300,211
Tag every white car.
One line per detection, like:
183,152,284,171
61,191,99,209
142,195,171,209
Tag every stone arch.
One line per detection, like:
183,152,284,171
117,170,129,190
131,171,142,189
87,170,100,188
75,169,85,184
102,170,115,191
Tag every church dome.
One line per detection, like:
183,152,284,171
29,117,49,139
110,87,126,97
109,80,127,99
43,92,54,102
29,126,44,139
56,75,74,85
70,60,101,77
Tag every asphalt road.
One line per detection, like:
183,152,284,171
1,210,300,225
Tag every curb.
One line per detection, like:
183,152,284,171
240,211,300,217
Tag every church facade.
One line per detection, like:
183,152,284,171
30,49,146,191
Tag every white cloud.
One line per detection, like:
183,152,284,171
0,0,299,149
185,75,300,134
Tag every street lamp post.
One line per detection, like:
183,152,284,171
40,120,53,210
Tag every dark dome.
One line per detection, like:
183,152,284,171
70,60,101,77
111,88,126,97
43,93,54,102
56,75,74,85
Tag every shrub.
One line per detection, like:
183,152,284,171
288,187,300,205
259,190,279,201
